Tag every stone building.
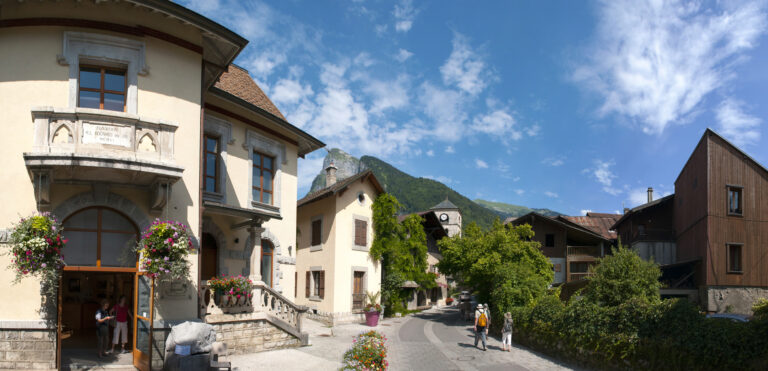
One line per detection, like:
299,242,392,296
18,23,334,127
430,199,462,237
295,167,384,325
0,1,323,370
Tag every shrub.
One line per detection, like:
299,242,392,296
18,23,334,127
580,246,661,307
752,298,768,320
341,331,388,370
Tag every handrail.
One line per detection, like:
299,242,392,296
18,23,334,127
255,283,309,313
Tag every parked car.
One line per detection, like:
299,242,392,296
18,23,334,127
458,291,473,321
705,313,750,322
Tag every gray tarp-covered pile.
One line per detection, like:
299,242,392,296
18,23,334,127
163,321,217,371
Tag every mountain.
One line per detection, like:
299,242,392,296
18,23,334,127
307,149,559,229
474,199,561,219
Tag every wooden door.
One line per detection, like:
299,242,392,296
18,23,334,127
353,272,365,310
133,273,153,371
201,233,218,281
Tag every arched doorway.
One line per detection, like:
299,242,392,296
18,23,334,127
201,233,218,280
58,207,151,370
261,240,274,288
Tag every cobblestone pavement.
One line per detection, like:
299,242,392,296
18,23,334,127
230,306,581,371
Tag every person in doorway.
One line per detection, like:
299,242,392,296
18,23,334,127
110,295,132,354
95,300,114,358
474,303,490,351
501,312,513,352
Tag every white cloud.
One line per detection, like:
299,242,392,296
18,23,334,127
525,125,541,137
716,98,761,146
544,191,559,198
512,176,520,182
375,24,388,36
297,155,325,194
426,150,435,157
588,160,623,195
419,82,467,141
580,209,592,216
445,145,455,153
394,0,418,32
440,32,493,96
574,0,768,134
472,109,522,141
628,187,650,207
271,78,313,105
395,48,414,62
423,175,452,184
353,52,375,67
514,189,525,196
361,74,410,114
475,159,489,169
542,157,565,167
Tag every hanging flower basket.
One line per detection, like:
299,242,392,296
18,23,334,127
7,213,66,280
135,219,193,280
207,275,253,306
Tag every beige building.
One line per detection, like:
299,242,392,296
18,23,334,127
0,1,323,370
295,166,384,324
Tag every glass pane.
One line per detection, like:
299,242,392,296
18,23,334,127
205,178,216,192
252,153,261,166
137,275,151,318
262,242,273,254
78,90,100,109
61,231,97,266
79,68,100,89
136,318,150,354
252,188,260,202
104,70,126,92
261,255,272,288
64,209,98,229
101,232,136,267
253,171,260,190
206,137,218,152
263,157,273,170
103,93,124,111
206,154,217,177
263,171,273,191
262,192,272,205
102,209,135,232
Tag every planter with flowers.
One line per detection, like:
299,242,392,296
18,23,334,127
207,275,253,308
364,291,382,327
446,297,454,306
341,330,388,370
8,213,66,292
135,219,193,281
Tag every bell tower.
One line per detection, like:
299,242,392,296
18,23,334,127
430,198,462,237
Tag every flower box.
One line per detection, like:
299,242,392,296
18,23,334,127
136,220,193,280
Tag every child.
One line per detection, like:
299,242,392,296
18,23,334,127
502,312,513,352
95,300,114,358
110,296,132,354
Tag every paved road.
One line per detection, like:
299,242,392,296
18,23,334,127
230,306,580,371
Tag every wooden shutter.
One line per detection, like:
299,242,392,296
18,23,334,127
294,272,297,298
312,220,321,246
319,271,325,299
305,271,310,297
355,219,367,246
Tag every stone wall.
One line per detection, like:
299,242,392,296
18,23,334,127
305,310,364,326
0,329,56,370
209,319,301,355
704,286,768,314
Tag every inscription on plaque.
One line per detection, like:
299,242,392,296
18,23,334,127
82,123,132,148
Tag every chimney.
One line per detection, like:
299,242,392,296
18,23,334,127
325,162,338,187
647,187,654,203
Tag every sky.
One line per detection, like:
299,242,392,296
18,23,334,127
180,0,768,216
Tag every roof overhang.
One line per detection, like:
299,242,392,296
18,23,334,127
512,212,609,242
208,88,325,157
203,200,281,230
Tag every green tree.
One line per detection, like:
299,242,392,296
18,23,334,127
437,221,553,318
370,193,435,313
580,245,661,307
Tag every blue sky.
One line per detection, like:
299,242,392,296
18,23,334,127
181,0,768,216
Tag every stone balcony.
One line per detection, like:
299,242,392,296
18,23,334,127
23,107,184,211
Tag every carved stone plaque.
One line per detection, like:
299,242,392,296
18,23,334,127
82,123,132,147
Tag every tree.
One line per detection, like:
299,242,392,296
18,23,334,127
370,193,435,313
437,220,553,318
580,245,661,307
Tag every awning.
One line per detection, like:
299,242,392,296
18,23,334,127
202,200,281,229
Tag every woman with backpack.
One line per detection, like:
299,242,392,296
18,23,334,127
501,312,513,352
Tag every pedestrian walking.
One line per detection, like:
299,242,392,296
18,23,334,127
502,312,513,352
473,303,490,351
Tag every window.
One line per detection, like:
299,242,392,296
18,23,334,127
261,241,274,288
78,66,126,111
309,270,325,298
311,219,322,247
354,219,367,246
62,207,138,268
545,234,555,248
357,192,365,205
727,244,743,273
203,135,219,193
638,225,647,236
252,152,275,205
728,186,743,215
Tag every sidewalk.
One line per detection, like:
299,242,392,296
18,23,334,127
229,315,402,371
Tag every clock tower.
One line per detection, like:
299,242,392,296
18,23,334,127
430,198,462,237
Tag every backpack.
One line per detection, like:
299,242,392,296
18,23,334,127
478,312,487,327
503,318,512,333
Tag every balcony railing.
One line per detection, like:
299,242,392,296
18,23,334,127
199,280,308,334
569,272,593,281
567,245,602,259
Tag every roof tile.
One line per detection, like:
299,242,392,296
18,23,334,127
214,64,287,121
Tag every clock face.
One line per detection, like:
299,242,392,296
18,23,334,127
440,213,449,222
